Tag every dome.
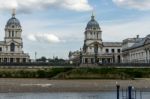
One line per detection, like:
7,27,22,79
5,9,21,28
86,15,100,29
6,17,21,27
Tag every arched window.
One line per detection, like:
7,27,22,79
10,43,15,52
118,55,121,63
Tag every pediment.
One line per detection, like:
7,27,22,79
87,42,103,48
6,40,21,45
89,41,101,46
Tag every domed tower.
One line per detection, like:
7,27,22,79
5,9,23,53
83,13,102,53
82,13,103,64
85,13,102,40
0,9,30,63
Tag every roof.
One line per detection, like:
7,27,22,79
129,39,145,49
123,38,143,44
6,17,21,27
86,15,100,29
123,34,150,51
103,42,122,47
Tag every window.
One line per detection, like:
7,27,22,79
12,25,14,28
4,58,7,63
10,43,15,52
12,31,14,37
118,49,121,53
85,58,88,63
118,55,121,63
10,58,14,63
106,49,109,53
112,49,115,53
0,47,2,51
23,58,26,63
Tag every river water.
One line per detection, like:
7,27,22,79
0,92,149,99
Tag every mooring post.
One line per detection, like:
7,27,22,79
140,91,142,99
116,83,120,99
128,86,132,99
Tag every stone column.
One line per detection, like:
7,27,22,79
14,58,16,63
129,53,132,63
144,50,146,63
88,58,90,64
1,58,3,63
148,50,150,63
149,50,150,63
147,50,149,63
20,58,23,63
82,58,84,64
110,58,112,63
7,58,10,63
146,49,148,63
115,55,118,63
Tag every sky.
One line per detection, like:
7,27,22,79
0,0,150,59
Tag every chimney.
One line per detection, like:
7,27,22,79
137,35,139,39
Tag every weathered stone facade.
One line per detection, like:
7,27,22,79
0,10,30,63
69,14,122,65
122,35,150,63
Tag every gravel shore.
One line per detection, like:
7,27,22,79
0,78,150,92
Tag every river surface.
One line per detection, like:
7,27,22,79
0,92,149,99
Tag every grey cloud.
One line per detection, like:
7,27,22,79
113,0,150,10
0,0,93,13
26,33,61,43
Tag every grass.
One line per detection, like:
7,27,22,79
55,68,150,79
0,67,149,79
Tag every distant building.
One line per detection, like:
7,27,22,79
122,35,150,63
0,9,30,63
69,14,122,65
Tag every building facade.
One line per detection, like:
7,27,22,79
0,10,30,63
69,14,122,64
122,35,150,63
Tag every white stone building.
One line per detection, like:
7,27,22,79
69,14,122,64
122,35,150,63
0,10,30,63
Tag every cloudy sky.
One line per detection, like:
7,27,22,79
0,0,150,59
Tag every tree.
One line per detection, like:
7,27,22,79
36,56,47,62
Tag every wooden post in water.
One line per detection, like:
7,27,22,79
140,91,142,99
116,82,120,99
128,86,132,99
